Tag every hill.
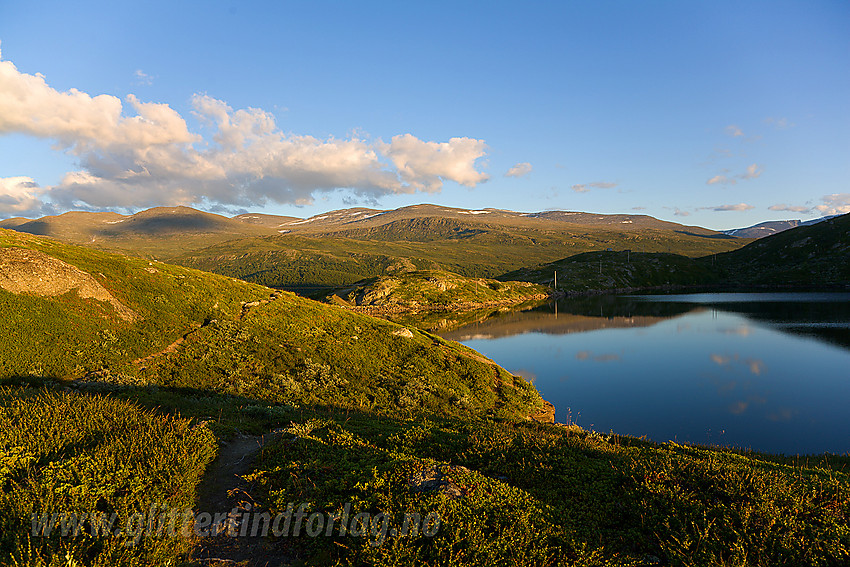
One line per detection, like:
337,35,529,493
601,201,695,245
712,212,850,285
0,206,280,258
0,228,542,420
722,216,835,239
325,270,549,309
500,250,720,292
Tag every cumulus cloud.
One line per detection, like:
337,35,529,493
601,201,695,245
725,125,744,137
571,181,617,193
0,49,489,213
504,162,532,178
769,204,812,213
673,207,690,217
706,164,762,185
380,134,489,192
815,193,850,216
0,176,44,214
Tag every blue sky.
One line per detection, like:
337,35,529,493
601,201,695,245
0,1,847,229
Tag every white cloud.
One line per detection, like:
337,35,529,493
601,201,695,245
673,207,690,217
768,203,811,213
739,163,762,180
707,174,730,185
0,50,490,213
815,193,850,216
504,162,532,178
380,134,489,192
0,176,44,215
725,125,744,137
134,69,153,86
706,164,762,185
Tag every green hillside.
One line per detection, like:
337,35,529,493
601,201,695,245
325,270,548,309
175,222,745,289
0,228,540,420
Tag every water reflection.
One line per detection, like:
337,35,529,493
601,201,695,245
438,292,850,455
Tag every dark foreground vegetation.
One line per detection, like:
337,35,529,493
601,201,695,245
3,381,848,566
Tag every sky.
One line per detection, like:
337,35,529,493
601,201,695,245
0,1,848,230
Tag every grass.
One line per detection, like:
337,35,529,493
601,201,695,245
245,409,850,566
6,380,846,566
0,386,217,566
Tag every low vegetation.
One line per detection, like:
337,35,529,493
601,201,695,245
248,408,850,566
0,387,216,566
324,270,548,309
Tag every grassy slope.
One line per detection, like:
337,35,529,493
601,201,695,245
0,388,216,566
247,410,850,566
0,228,541,420
325,270,548,308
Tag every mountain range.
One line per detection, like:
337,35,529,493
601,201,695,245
0,204,748,289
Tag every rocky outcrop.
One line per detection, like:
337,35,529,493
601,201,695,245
529,400,556,424
0,247,136,321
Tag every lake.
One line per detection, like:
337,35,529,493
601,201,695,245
440,292,850,456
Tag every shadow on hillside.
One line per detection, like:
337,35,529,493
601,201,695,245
96,213,226,236
675,230,738,240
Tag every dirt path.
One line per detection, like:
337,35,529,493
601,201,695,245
133,323,202,369
135,291,283,369
189,431,293,566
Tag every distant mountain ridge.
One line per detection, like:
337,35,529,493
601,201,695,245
722,216,836,239
714,212,850,285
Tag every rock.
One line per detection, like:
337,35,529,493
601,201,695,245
392,328,415,338
0,247,136,321
407,464,469,499
529,400,556,424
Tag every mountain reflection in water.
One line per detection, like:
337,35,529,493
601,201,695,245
437,292,850,455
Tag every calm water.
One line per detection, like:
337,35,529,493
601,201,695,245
441,292,850,455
